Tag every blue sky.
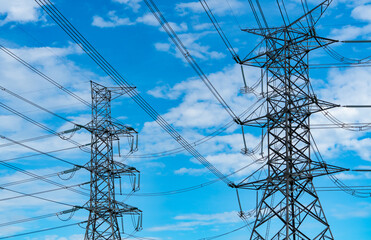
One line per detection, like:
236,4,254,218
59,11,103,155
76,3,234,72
0,0,370,239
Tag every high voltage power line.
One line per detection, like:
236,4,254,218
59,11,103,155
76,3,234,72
34,0,234,188
0,0,369,239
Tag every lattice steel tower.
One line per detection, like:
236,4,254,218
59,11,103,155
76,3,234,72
235,1,347,239
84,81,142,240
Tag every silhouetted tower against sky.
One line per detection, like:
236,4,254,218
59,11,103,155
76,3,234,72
235,1,347,239
85,81,142,240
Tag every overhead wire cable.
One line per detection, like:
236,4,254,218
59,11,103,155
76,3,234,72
247,0,264,30
0,84,75,124
199,0,241,62
0,102,88,150
0,44,132,132
0,144,89,163
121,157,265,197
0,221,87,239
0,207,80,228
35,0,233,186
0,44,91,107
0,127,82,149
255,0,269,28
310,133,371,198
0,134,85,168
0,167,82,188
123,233,157,240
129,99,264,158
276,0,288,26
0,185,78,207
0,138,90,197
308,79,371,132
319,107,371,132
0,181,89,203
144,0,239,120
198,222,252,240
224,0,242,29
15,24,93,83
37,2,224,177
313,36,371,65
311,122,371,130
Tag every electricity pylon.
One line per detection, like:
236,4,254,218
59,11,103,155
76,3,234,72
235,1,348,239
84,81,142,240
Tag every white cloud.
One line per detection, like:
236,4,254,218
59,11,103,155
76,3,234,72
113,0,142,12
334,172,361,180
148,220,205,231
193,23,213,31
92,11,187,33
176,0,244,16
160,22,188,33
351,4,371,22
92,11,134,28
174,211,240,223
0,0,41,25
44,234,85,240
0,226,24,237
152,64,258,128
139,64,265,177
330,25,365,40
329,3,371,40
312,67,371,161
331,202,371,219
0,43,105,163
155,32,226,61
136,13,159,26
148,211,241,232
154,43,171,52
174,167,208,176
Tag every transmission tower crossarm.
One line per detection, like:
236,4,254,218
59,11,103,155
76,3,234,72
236,162,348,190
341,40,371,43
287,0,333,29
342,105,371,108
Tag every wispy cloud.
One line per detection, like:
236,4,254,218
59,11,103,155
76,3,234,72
331,202,371,219
113,0,142,12
92,11,135,28
148,211,241,232
175,0,244,16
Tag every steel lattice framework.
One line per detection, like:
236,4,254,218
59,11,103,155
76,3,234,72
84,81,142,240
236,1,348,239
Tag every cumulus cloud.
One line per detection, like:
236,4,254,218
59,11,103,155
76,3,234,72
329,3,371,40
0,43,103,162
138,64,265,177
312,67,371,161
0,0,41,25
149,64,259,128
